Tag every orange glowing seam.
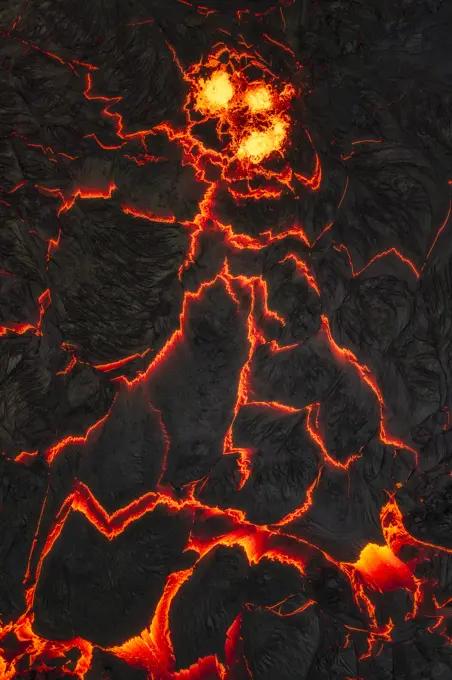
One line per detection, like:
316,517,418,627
7,180,28,193
262,32,296,58
423,200,452,265
56,353,78,376
273,466,323,526
4,32,98,74
321,316,419,463
93,349,151,372
44,408,113,465
35,182,117,216
267,597,316,617
55,346,152,376
0,288,51,338
381,494,452,556
45,228,62,263
280,253,321,295
305,402,362,470
122,204,176,223
333,243,420,279
126,19,155,26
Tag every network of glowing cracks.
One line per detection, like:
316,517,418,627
190,52,294,165
1,25,452,680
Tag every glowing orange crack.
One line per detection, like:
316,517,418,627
0,288,51,338
333,243,420,279
280,253,320,296
35,182,117,216
321,315,418,463
273,466,323,526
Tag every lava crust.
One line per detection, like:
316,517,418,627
1,1,452,679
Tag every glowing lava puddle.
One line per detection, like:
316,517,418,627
352,544,415,593
189,49,295,166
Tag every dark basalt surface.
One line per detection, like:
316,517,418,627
1,0,452,679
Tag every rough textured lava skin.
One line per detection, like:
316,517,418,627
1,1,452,679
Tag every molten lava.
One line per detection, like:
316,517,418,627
186,44,296,168
237,116,289,164
195,69,235,113
244,84,272,113
352,543,415,593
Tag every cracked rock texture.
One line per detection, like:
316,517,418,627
1,1,452,679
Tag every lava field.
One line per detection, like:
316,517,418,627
1,1,452,679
